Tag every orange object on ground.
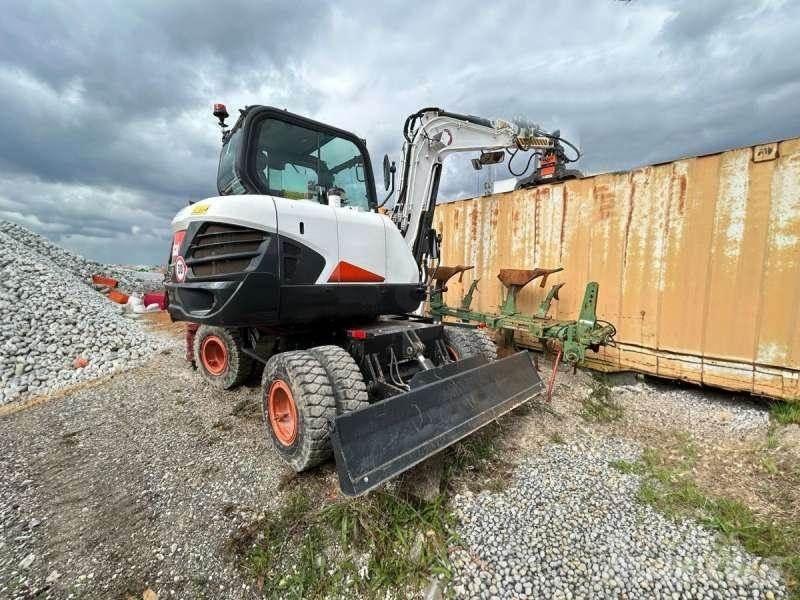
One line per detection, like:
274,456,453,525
92,274,118,288
107,290,129,304
73,356,89,368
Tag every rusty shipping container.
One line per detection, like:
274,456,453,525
434,138,800,402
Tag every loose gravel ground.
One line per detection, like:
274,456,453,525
0,338,284,600
612,379,772,436
449,436,787,600
1,329,793,599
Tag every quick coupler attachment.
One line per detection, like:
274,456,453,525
329,351,544,496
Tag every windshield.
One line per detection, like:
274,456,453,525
250,117,372,210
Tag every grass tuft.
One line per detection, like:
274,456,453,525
771,402,800,425
580,374,624,423
239,488,454,599
766,425,780,449
447,423,501,475
609,459,643,475
322,492,455,588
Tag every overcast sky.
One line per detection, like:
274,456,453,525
1,1,798,264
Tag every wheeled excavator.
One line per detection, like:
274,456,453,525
166,105,610,496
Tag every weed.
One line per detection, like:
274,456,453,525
443,422,518,493
243,490,327,599
323,492,454,589
610,459,643,475
60,429,81,446
766,425,780,450
447,423,500,475
549,431,565,445
580,374,623,423
673,431,697,463
771,402,800,425
628,444,800,595
240,488,454,599
761,456,779,476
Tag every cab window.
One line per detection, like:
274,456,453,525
249,117,372,209
319,136,370,210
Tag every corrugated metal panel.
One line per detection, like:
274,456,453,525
434,137,800,401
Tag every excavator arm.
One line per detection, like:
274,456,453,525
389,109,556,266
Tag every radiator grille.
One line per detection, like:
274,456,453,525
186,222,267,276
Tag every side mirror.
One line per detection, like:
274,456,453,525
382,154,396,191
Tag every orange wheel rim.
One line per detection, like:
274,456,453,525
200,335,228,376
446,345,460,361
268,380,298,446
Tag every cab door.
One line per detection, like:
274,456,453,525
320,136,386,283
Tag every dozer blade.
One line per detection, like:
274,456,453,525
330,351,544,497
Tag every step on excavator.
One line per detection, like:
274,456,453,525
166,104,608,496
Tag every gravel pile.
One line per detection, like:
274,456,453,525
450,436,787,599
0,225,165,405
0,221,160,294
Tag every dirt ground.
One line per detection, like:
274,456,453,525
0,329,294,599
1,320,797,599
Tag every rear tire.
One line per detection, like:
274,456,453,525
261,350,336,471
310,345,369,414
443,326,498,362
194,326,253,390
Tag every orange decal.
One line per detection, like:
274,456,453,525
328,261,385,283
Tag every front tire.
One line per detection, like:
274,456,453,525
261,351,337,471
194,326,253,390
442,326,498,362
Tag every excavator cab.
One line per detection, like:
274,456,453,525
216,105,377,212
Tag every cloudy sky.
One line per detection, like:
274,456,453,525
1,1,798,264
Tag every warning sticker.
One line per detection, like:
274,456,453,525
174,256,187,282
191,202,210,215
171,230,186,259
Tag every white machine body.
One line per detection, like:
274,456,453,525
173,195,419,285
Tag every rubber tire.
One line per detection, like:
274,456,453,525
194,325,253,390
310,345,369,415
261,350,336,471
442,326,498,362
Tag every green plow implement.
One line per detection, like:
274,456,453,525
428,265,616,364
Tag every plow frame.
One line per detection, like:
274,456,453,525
428,266,615,364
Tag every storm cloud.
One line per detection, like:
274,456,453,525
1,0,798,264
